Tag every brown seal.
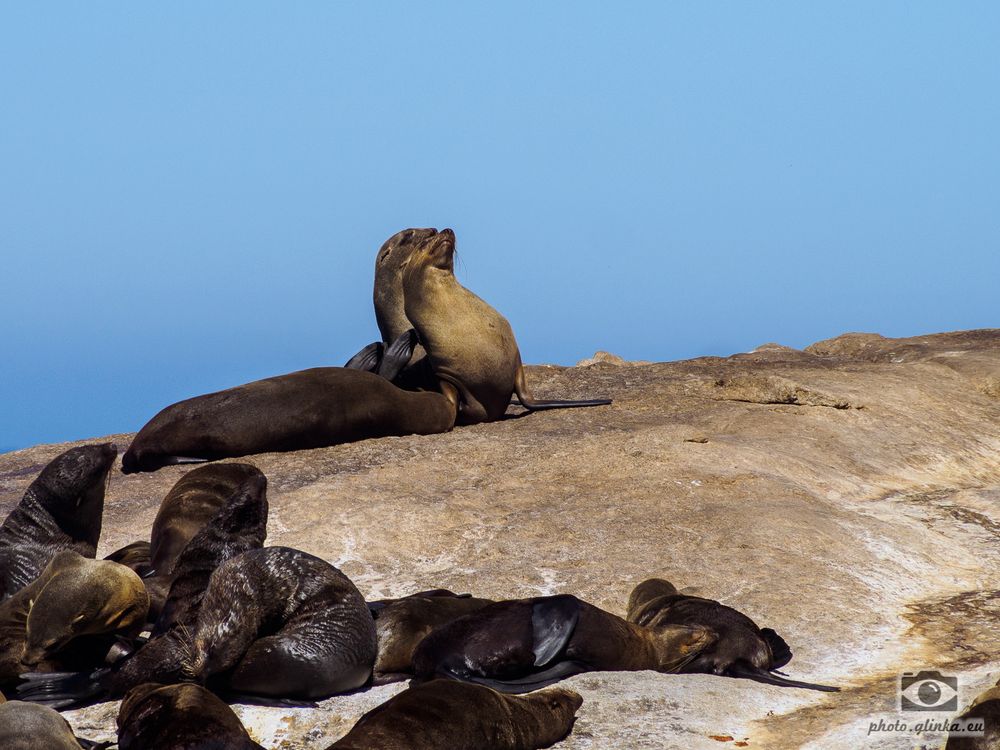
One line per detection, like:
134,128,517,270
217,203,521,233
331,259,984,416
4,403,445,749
0,700,109,749
401,229,611,424
0,443,117,600
945,680,1000,749
412,594,713,692
0,551,148,682
328,679,582,750
121,367,455,473
368,590,495,683
626,578,838,691
103,542,151,577
117,682,264,750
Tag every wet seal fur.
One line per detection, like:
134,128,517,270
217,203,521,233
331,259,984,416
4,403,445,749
328,679,582,750
626,578,839,691
401,228,611,424
412,593,713,693
0,551,148,682
0,444,117,600
117,682,264,750
122,368,455,473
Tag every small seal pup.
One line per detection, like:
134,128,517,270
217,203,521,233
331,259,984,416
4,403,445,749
328,679,582,750
401,229,611,424
368,590,495,683
0,443,117,600
122,367,455,473
626,578,839,691
20,546,376,706
117,682,265,750
0,551,148,681
0,700,110,749
945,679,1000,749
412,594,713,692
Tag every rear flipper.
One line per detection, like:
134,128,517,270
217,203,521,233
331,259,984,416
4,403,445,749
344,341,384,372
517,398,613,411
376,330,418,380
218,690,319,709
760,628,793,670
532,596,581,667
16,668,110,709
446,660,592,694
76,740,114,750
726,662,840,692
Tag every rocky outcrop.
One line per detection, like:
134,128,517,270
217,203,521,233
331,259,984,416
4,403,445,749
1,329,998,749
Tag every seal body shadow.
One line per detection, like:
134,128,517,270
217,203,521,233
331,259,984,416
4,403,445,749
122,368,455,473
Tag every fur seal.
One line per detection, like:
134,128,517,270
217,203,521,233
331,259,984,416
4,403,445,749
117,682,264,750
945,681,1000,749
329,679,582,750
103,542,151,577
0,444,117,600
626,578,838,691
121,367,455,473
0,551,148,682
401,229,611,424
20,546,376,706
412,594,713,692
368,590,495,683
0,700,109,749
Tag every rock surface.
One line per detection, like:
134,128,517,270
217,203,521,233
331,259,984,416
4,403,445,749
1,328,998,750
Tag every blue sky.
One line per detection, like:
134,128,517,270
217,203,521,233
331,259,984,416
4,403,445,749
2,3,997,451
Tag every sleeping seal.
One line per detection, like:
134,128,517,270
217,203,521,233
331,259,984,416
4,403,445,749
401,229,611,424
0,700,109,749
0,444,117,600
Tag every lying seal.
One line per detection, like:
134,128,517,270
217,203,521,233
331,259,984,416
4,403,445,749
401,229,611,424
0,444,117,600
945,680,1000,749
626,578,838,691
328,679,582,750
368,590,495,683
412,594,713,692
117,682,264,750
20,547,376,706
0,700,109,749
121,368,455,473
0,552,147,682
142,463,263,620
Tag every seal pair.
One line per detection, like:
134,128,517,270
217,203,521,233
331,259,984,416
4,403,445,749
0,444,117,600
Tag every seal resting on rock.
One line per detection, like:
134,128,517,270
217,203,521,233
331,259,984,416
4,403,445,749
327,679,582,750
121,368,455,473
0,700,109,749
0,444,117,600
626,578,839,691
401,228,611,424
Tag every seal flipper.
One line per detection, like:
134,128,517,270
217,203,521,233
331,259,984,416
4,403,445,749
531,595,581,667
344,341,384,372
760,627,793,670
725,662,840,692
513,363,611,413
16,668,109,709
161,456,211,466
457,660,592,694
377,329,419,381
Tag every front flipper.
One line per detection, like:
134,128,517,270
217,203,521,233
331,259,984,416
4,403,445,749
344,341,384,372
377,330,419,380
513,363,611,412
725,662,840,692
532,595,581,667
458,660,591,694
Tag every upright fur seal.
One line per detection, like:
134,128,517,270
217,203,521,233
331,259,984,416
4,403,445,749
0,551,148,681
117,682,265,750
412,594,713,692
0,444,117,600
122,368,455,473
369,590,495,683
0,700,109,749
401,229,611,424
626,578,838,691
328,679,582,750
20,547,376,706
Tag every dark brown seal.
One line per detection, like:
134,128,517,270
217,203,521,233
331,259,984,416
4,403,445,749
0,700,109,749
626,578,838,691
945,681,999,749
368,590,495,683
117,682,264,750
0,551,148,682
401,229,611,424
103,542,151,577
0,443,117,600
412,594,713,692
328,679,582,750
121,367,455,473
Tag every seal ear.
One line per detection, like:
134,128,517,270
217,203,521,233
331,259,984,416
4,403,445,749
344,341,384,372
531,595,581,667
376,330,419,381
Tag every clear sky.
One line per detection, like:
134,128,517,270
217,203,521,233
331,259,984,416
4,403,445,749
1,3,997,451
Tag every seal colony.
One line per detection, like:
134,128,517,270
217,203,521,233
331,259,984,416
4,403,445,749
0,229,859,747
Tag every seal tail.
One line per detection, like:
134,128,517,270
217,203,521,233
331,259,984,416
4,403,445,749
513,364,611,412
725,663,840,692
16,668,110,709
441,660,592,694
